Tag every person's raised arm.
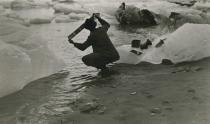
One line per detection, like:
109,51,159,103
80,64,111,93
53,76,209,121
68,36,92,51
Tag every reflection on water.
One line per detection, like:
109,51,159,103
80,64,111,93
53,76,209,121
0,5,168,124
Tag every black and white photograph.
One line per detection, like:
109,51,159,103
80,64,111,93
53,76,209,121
0,0,210,123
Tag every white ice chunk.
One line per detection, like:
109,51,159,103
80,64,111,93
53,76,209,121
68,12,89,20
117,23,210,64
193,2,210,11
0,16,64,97
53,3,88,14
54,14,72,23
11,0,35,9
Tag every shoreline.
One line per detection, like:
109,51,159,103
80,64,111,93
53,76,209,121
0,58,209,124
60,57,210,124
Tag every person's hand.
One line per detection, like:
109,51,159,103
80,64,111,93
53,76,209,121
68,39,74,44
93,13,100,19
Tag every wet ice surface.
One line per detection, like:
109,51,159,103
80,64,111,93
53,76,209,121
0,0,210,123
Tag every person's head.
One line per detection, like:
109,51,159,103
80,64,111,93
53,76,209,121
120,2,125,10
84,18,97,31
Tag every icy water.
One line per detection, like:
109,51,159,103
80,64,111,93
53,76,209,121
0,0,209,123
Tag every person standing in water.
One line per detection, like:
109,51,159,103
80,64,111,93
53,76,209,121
68,13,120,73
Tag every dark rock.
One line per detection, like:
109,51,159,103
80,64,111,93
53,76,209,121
161,59,174,65
140,39,152,50
130,50,142,55
131,39,141,48
140,9,157,26
169,12,181,20
155,38,166,48
115,3,157,26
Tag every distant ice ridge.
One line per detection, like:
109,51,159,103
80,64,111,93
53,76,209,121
0,16,65,98
117,23,210,64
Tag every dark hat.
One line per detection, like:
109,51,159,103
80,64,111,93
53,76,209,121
84,18,97,30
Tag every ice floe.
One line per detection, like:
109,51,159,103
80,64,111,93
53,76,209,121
117,23,210,64
0,16,64,97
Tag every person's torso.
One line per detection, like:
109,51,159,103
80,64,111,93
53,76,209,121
90,27,119,60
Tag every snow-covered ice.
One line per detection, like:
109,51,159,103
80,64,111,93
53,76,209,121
53,3,88,14
68,13,89,20
0,16,64,97
117,23,210,64
193,2,210,11
54,14,72,23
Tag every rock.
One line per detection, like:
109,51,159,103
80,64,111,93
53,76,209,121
161,59,174,65
140,39,152,50
115,3,157,26
155,39,166,48
131,39,141,48
79,102,99,113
